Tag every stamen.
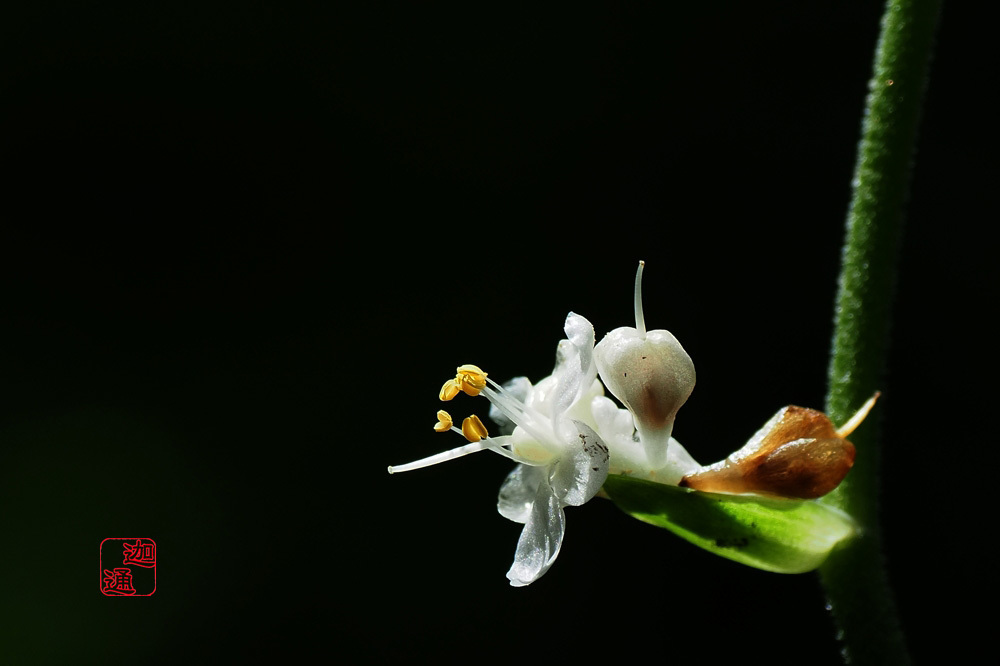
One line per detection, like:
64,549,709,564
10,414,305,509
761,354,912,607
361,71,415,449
634,260,646,339
439,379,461,401
398,365,560,478
482,379,553,446
484,378,529,421
485,443,550,467
461,414,489,442
835,391,881,438
388,439,493,474
433,410,453,432
456,364,488,396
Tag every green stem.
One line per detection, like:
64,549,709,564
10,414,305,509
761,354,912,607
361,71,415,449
820,0,941,663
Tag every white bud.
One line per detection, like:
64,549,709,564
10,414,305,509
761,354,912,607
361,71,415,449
594,262,695,468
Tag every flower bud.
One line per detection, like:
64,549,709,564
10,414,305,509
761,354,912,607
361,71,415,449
594,262,695,469
595,326,695,468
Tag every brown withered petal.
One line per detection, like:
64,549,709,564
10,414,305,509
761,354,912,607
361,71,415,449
679,406,856,499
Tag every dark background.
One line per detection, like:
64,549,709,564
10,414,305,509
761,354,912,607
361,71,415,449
1,2,990,663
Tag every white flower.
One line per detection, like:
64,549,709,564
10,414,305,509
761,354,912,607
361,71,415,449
591,261,702,485
388,313,611,587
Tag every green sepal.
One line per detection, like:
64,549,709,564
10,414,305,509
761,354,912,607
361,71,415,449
602,474,859,573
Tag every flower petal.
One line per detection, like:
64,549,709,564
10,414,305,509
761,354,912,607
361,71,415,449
664,437,701,479
590,394,643,460
548,313,596,421
506,475,565,587
497,464,546,523
564,312,595,373
549,421,610,507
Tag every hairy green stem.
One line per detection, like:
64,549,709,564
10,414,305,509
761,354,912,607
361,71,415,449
820,0,941,663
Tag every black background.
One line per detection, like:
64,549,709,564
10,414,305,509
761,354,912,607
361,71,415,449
1,2,991,663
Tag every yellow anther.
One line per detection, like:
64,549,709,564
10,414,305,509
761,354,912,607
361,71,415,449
439,379,462,401
456,364,487,396
433,410,453,432
457,364,487,386
461,414,489,442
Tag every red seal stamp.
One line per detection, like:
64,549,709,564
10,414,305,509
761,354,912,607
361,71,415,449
100,538,157,596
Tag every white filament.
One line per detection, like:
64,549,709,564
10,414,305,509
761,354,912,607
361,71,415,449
634,260,646,339
388,437,493,473
483,379,553,446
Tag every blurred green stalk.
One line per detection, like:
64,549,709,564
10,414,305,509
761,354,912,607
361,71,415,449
821,0,941,663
